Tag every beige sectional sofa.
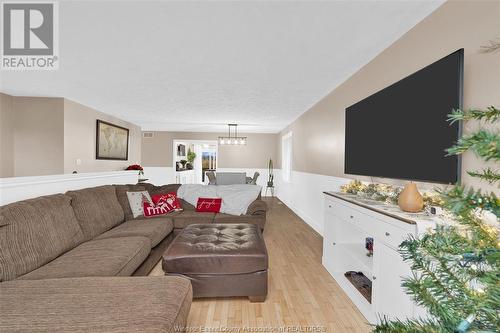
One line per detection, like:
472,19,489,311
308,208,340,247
0,182,267,332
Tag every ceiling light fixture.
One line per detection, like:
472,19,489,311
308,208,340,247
218,124,247,145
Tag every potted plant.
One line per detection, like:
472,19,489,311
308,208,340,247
267,158,274,187
186,149,196,170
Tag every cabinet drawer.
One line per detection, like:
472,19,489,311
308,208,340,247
326,197,414,250
375,222,412,250
327,199,372,233
326,199,356,222
325,199,341,217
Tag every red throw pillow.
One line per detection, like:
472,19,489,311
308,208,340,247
196,198,222,213
151,193,182,212
143,201,173,218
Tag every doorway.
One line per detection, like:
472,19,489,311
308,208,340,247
173,140,218,184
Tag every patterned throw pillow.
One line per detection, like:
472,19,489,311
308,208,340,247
151,193,183,212
126,191,153,218
143,201,171,218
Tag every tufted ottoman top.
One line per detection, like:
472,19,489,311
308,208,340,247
163,224,268,275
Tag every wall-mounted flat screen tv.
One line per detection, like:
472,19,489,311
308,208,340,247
344,49,463,184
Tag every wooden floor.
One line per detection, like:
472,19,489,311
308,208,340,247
150,198,371,332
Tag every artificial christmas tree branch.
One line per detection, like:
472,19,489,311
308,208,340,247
447,106,500,124
374,317,448,333
467,169,500,184
446,130,500,162
374,105,500,333
438,186,499,218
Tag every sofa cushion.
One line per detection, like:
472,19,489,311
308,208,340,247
18,237,150,280
214,213,266,230
67,185,125,241
114,184,146,220
246,199,268,215
172,210,215,229
0,276,192,333
95,217,174,247
148,183,181,196
181,199,196,211
138,182,156,193
0,194,85,282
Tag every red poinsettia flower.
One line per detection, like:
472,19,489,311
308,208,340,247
125,164,143,171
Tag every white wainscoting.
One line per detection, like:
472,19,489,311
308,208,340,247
142,167,176,185
0,171,140,205
143,167,350,235
143,167,274,197
275,170,351,235
217,168,273,196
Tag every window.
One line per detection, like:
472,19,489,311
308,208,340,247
281,132,292,182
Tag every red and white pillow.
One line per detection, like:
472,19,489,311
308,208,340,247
143,192,183,218
152,193,182,211
196,197,222,213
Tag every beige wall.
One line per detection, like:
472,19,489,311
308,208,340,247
0,92,142,177
142,131,278,169
64,99,141,173
279,0,500,192
0,93,15,177
12,97,65,177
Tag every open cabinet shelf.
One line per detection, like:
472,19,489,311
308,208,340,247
323,193,420,324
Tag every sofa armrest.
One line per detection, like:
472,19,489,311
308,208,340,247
246,199,268,215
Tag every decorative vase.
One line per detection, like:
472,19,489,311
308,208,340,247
398,182,424,213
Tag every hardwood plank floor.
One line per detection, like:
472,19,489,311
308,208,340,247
150,198,371,332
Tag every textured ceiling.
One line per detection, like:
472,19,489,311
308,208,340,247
1,1,443,133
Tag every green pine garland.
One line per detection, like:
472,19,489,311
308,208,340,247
374,106,500,333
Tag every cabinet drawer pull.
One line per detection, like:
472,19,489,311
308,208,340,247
372,276,377,280
332,242,336,245
385,232,390,236
350,215,354,219
328,205,332,208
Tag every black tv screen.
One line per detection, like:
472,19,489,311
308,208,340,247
344,49,463,184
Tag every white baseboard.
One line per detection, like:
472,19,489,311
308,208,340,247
0,171,139,205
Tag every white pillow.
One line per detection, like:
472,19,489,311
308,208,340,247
126,191,153,218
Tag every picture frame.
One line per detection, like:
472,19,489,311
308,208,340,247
177,144,186,156
96,119,129,160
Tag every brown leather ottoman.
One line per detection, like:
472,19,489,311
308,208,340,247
162,223,268,302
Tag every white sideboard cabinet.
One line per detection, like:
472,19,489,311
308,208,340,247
322,192,433,324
